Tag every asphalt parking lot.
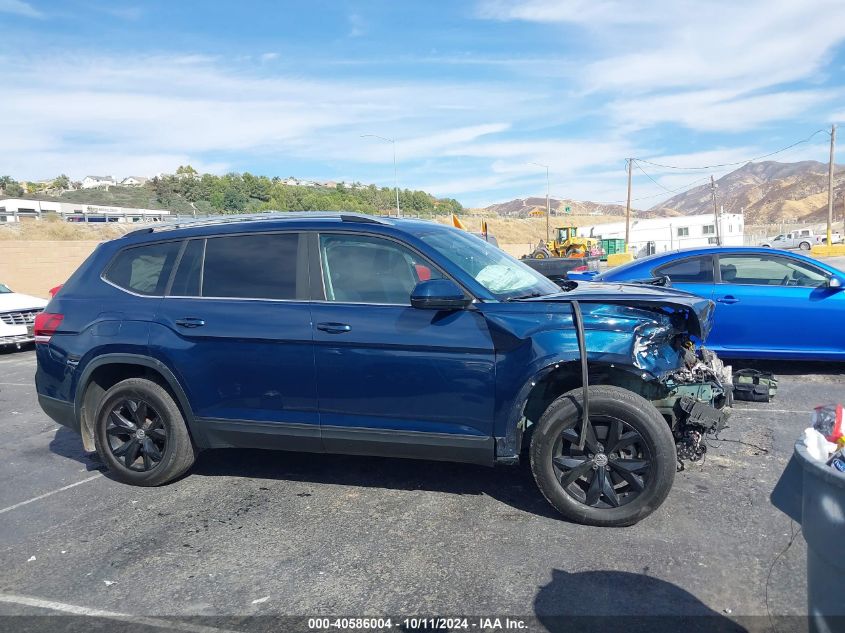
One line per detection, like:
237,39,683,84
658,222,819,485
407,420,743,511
1,348,842,632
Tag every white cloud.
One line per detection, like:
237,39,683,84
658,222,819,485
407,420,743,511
0,54,540,182
0,0,42,18
610,89,837,132
477,0,655,25
348,13,366,38
477,0,845,134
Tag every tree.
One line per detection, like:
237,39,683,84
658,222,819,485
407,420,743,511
53,174,70,190
176,165,198,176
5,181,23,197
222,187,248,212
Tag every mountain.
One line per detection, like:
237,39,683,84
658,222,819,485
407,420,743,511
647,160,843,223
484,196,628,218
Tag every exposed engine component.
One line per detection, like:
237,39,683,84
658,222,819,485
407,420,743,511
657,344,733,469
676,428,705,466
676,395,728,435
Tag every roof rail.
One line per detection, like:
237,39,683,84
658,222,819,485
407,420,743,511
122,211,389,237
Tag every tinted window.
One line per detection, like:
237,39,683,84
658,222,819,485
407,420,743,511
654,257,713,283
203,233,299,299
320,234,443,304
169,239,204,297
105,241,181,295
719,254,828,287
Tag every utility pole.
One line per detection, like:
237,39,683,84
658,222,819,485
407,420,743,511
710,175,721,246
392,140,400,218
361,134,401,217
827,123,836,245
530,162,551,242
625,158,632,250
545,166,550,243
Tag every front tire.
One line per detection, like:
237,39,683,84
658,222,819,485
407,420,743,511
799,241,811,250
93,377,196,486
530,385,676,527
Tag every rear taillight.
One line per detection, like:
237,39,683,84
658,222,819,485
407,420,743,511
49,284,63,297
34,312,63,344
571,265,589,272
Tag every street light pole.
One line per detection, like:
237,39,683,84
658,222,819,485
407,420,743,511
531,162,551,242
361,134,401,217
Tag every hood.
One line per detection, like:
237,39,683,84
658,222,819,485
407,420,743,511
520,281,715,340
0,291,48,312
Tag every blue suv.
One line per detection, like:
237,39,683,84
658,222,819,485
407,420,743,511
35,213,730,526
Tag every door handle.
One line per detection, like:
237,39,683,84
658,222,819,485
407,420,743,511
716,296,739,304
316,322,351,334
175,317,206,328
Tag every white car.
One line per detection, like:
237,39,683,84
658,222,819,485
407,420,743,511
760,229,843,250
0,283,47,348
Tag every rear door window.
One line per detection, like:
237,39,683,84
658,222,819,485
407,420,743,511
169,239,204,297
201,233,300,299
653,256,714,283
105,241,181,296
718,254,828,287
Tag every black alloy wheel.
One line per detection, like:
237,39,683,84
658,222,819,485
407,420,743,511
551,417,651,509
105,398,167,472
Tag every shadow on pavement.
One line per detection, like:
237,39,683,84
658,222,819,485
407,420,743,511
191,446,561,519
534,569,750,633
48,427,105,471
48,426,560,518
0,343,34,356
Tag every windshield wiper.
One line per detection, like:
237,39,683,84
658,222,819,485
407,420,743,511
506,291,547,301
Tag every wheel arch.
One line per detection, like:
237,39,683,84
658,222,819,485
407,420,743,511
75,354,196,452
495,360,656,462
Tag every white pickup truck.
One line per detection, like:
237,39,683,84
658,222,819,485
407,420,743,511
760,229,843,250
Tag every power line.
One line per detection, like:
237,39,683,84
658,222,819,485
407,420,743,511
633,159,676,193
635,128,828,170
547,127,832,208
579,173,714,206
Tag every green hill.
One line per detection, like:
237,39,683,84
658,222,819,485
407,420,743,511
4,169,463,217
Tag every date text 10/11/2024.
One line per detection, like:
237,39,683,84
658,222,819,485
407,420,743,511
307,617,529,630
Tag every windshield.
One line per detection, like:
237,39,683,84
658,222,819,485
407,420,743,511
417,229,559,300
0,283,11,293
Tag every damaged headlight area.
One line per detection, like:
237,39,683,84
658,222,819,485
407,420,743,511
587,303,732,468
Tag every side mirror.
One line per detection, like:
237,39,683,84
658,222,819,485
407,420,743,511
827,276,844,290
410,279,471,311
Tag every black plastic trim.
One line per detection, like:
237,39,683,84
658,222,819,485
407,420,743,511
321,425,494,466
195,418,322,453
38,394,77,432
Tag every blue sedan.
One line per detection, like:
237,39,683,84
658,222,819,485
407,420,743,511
570,246,845,360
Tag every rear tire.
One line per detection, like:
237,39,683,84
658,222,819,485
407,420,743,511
93,377,196,486
530,385,676,527
799,241,811,250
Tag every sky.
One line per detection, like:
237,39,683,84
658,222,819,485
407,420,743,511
1,0,844,208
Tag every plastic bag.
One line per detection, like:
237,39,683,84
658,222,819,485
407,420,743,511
812,404,845,443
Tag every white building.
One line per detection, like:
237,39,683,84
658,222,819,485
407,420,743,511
81,175,116,189
0,198,170,223
583,212,744,256
120,176,148,186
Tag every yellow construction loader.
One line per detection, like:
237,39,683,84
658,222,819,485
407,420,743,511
530,226,600,259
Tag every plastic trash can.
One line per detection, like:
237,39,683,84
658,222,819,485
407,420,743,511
793,441,845,633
